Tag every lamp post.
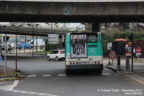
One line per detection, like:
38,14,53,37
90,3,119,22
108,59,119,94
35,24,39,52
11,24,22,72
2,25,7,73
27,24,39,56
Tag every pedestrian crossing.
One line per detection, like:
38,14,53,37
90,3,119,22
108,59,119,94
25,72,112,78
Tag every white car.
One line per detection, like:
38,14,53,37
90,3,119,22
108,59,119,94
47,49,65,61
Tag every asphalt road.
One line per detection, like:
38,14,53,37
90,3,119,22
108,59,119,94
0,57,143,96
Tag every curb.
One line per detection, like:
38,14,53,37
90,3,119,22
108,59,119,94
0,72,24,82
105,66,117,72
106,66,144,86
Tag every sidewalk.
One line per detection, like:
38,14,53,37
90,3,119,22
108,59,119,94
104,57,144,86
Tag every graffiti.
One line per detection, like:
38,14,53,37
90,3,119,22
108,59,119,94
64,4,73,15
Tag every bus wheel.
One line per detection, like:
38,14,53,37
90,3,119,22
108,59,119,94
66,70,71,75
97,70,102,75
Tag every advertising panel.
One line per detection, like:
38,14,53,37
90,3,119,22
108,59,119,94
48,34,59,44
71,34,87,58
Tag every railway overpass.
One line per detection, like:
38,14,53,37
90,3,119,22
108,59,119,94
0,25,76,36
0,0,144,32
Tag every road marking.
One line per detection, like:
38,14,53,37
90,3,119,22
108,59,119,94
12,90,58,96
126,75,144,86
43,74,52,77
27,75,37,78
102,73,111,76
10,80,19,90
0,80,19,91
58,74,66,77
0,80,58,96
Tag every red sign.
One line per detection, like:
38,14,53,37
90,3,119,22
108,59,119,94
125,53,132,57
136,47,141,53
136,47,141,56
108,51,117,59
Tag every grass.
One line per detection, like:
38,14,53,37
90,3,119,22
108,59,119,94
2,78,15,82
0,72,23,82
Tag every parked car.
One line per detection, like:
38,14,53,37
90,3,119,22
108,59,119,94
47,49,65,61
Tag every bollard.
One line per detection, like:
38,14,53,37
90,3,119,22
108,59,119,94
117,55,121,70
126,57,130,72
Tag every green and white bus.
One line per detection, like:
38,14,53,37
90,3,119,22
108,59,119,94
65,32,103,74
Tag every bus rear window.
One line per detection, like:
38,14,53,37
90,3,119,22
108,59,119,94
87,34,97,43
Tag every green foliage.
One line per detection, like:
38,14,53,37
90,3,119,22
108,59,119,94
102,31,144,54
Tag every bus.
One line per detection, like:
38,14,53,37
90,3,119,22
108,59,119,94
107,38,127,55
65,32,103,74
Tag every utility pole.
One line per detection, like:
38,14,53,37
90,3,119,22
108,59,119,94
128,33,134,73
11,24,22,72
27,24,39,57
2,25,7,73
4,33,7,73
131,33,134,73
15,34,18,72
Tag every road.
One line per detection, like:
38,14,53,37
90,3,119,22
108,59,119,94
0,57,143,96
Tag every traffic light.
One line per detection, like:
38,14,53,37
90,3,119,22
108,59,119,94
3,36,9,42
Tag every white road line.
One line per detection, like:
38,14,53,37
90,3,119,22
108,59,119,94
43,74,52,77
127,76,144,86
0,80,58,96
102,73,111,76
58,74,66,77
10,80,19,90
27,75,37,78
0,80,19,91
12,90,58,96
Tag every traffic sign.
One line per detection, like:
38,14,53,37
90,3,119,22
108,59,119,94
108,51,117,59
136,47,141,56
125,53,132,57
136,47,141,53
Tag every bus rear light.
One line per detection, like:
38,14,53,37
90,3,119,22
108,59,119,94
95,61,97,64
70,62,72,65
98,61,100,64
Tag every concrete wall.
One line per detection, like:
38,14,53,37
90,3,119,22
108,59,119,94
3,0,144,2
0,2,144,15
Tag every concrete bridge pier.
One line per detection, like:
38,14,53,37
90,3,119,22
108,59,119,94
92,22,100,32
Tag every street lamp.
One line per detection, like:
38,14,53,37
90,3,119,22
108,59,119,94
11,24,23,72
35,24,39,51
27,23,39,56
2,25,7,73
